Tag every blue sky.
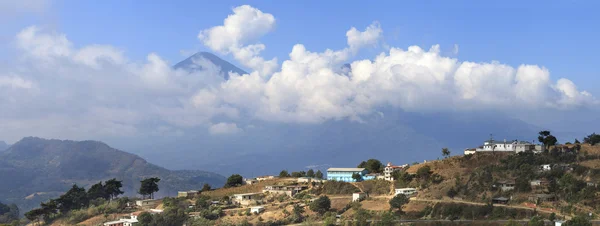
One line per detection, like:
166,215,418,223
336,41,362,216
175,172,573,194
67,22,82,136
8,0,599,94
1,0,599,145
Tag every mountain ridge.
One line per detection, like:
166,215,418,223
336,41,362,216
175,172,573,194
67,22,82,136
0,137,226,212
173,52,247,80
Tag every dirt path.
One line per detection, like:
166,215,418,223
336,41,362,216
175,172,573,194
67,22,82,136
410,197,569,219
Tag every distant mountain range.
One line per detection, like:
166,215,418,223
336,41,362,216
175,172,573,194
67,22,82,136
0,141,8,152
173,52,247,80
0,137,225,212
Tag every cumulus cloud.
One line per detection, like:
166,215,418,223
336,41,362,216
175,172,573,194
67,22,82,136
0,5,597,143
347,22,383,53
209,122,242,135
199,5,277,76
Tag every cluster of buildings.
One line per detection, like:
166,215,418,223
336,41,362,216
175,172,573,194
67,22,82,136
464,139,543,155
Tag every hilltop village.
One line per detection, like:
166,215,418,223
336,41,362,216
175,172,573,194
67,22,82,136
14,132,600,226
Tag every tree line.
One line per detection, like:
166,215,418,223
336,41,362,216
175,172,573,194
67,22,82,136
24,178,124,223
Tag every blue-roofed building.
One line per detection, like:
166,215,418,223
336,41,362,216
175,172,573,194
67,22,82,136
326,168,374,182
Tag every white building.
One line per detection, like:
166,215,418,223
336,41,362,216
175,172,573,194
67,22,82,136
135,199,159,208
231,192,263,206
465,139,540,155
384,162,408,181
352,192,367,202
243,178,258,185
540,164,552,171
477,139,536,153
256,175,277,181
103,214,139,226
394,188,417,197
250,206,265,214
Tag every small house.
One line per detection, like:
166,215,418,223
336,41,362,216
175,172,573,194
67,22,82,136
555,220,565,226
492,197,509,204
263,185,308,197
103,213,139,226
135,199,159,208
352,192,367,202
243,178,258,185
528,194,556,202
231,192,263,206
497,180,515,191
177,190,199,198
297,177,312,183
250,206,265,214
394,188,417,197
530,178,549,187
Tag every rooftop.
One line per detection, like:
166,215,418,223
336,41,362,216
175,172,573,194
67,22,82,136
327,168,366,172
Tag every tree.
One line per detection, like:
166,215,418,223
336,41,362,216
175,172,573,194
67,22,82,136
87,182,107,200
389,194,409,212
447,187,458,198
279,170,290,178
57,184,89,212
416,165,432,181
137,212,153,226
104,178,124,200
528,216,544,226
352,173,363,182
292,204,305,222
575,139,581,144
139,177,161,199
201,183,211,192
0,202,19,223
309,196,331,215
565,215,591,226
224,174,243,188
549,213,556,222
315,170,324,179
584,133,600,146
515,177,532,192
195,195,211,210
442,147,451,158
290,171,306,178
24,208,44,224
377,211,395,226
354,207,371,226
306,169,315,178
357,159,384,173
538,131,558,147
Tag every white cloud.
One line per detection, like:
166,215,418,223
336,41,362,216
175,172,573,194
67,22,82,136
16,26,72,60
198,5,278,77
0,5,597,143
347,22,383,53
0,74,34,89
209,122,242,135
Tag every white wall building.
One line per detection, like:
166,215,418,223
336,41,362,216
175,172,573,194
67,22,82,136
465,139,540,155
352,192,367,202
394,188,417,197
250,206,264,214
476,139,536,153
384,162,408,181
